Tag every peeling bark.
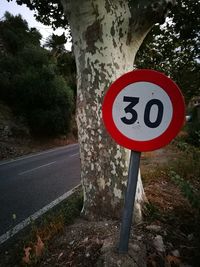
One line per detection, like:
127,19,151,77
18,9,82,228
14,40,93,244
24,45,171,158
61,0,174,220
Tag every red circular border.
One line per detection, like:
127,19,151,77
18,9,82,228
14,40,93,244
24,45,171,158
102,69,185,152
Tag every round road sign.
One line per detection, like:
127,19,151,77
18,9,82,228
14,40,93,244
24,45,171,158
102,69,185,152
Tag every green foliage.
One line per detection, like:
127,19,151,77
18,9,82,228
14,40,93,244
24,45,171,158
170,171,200,210
56,52,76,96
7,0,68,29
187,124,200,146
169,142,200,211
135,0,200,103
28,83,73,136
44,33,76,97
9,0,199,105
0,13,74,136
186,107,200,146
0,12,41,54
0,189,83,267
44,33,67,56
143,202,161,222
173,138,189,152
172,142,200,178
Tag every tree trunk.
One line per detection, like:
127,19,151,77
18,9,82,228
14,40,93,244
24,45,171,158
61,0,174,220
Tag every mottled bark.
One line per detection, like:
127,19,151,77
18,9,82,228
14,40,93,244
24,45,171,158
61,0,174,220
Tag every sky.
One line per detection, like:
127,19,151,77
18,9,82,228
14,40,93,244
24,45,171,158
0,0,72,50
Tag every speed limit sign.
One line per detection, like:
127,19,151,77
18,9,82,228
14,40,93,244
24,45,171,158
102,69,185,152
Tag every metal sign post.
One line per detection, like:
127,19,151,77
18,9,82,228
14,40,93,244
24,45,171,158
102,69,185,254
118,150,141,253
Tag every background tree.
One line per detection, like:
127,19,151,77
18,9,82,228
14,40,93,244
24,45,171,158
8,0,178,220
56,51,76,97
44,33,76,97
0,11,41,54
44,33,67,58
135,0,200,104
0,12,74,136
13,0,68,29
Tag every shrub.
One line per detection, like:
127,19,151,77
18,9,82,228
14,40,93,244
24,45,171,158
186,106,200,146
0,13,75,137
0,48,74,137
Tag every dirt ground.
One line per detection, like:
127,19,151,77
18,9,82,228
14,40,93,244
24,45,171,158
1,144,199,267
31,145,200,266
0,101,78,161
141,147,200,267
0,134,77,161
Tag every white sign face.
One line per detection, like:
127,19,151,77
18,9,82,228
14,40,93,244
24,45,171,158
112,82,173,141
103,69,185,151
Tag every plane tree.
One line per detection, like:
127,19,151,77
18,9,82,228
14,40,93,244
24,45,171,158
9,0,176,220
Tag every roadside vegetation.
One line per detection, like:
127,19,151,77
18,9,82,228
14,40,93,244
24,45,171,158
0,12,76,137
1,135,199,267
141,131,200,266
0,187,83,266
135,0,200,105
0,0,199,266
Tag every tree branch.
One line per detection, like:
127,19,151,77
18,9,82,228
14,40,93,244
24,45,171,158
127,0,176,44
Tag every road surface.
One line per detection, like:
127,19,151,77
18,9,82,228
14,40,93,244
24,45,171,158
0,144,80,237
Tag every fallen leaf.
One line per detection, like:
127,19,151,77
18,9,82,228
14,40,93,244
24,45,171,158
69,251,75,258
22,247,32,264
58,252,64,260
147,254,157,267
83,237,89,243
35,235,45,257
166,255,181,266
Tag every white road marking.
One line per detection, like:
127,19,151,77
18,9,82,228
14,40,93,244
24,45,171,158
70,153,79,157
18,161,56,175
0,143,78,167
0,184,81,245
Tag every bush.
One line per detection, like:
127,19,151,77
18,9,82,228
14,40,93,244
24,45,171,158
186,106,200,146
13,69,74,135
28,95,73,137
0,47,74,137
0,13,75,137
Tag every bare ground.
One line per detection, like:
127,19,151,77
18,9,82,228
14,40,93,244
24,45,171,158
1,144,200,267
32,146,200,266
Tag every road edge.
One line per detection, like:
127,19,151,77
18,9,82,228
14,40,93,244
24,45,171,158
0,184,81,245
0,143,78,166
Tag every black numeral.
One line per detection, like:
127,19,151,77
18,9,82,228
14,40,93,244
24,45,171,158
121,96,139,125
121,97,164,128
144,99,164,128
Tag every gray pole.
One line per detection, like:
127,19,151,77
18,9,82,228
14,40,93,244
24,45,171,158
118,150,141,254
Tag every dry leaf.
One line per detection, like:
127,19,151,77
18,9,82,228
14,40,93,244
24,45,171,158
58,252,64,260
147,254,157,267
22,247,32,264
35,235,44,257
83,237,89,243
69,251,75,258
166,255,181,266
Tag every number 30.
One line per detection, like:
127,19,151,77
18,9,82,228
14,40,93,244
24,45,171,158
121,96,164,128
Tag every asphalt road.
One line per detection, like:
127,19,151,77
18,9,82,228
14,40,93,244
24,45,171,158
0,144,80,236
